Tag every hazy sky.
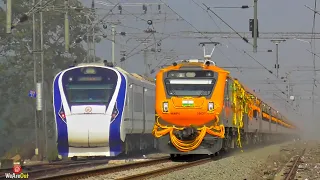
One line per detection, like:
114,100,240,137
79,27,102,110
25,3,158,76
79,0,320,130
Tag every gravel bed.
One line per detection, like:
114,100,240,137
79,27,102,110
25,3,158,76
251,140,306,180
82,161,186,180
37,153,168,178
293,140,320,180
145,140,302,180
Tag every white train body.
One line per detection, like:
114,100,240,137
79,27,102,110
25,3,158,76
52,63,155,158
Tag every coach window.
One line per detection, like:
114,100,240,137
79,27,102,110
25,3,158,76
224,78,229,106
125,92,129,106
253,110,258,119
146,96,154,113
134,93,143,112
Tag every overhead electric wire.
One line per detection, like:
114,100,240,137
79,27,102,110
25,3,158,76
192,0,296,111
192,0,275,76
311,0,318,115
201,3,250,45
193,2,284,82
158,0,241,72
97,0,171,61
99,0,242,64
70,2,120,48
125,35,171,59
190,0,248,73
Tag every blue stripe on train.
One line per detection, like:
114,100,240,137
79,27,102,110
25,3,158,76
109,73,127,156
53,73,69,157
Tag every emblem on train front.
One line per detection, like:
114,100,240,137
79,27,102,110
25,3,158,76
85,107,92,113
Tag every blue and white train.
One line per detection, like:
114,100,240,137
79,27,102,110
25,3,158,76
53,62,156,159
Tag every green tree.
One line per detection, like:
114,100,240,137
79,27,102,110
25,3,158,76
0,0,101,159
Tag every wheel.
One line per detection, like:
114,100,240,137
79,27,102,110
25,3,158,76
170,154,176,159
71,156,78,161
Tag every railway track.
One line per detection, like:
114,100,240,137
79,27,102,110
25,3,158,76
35,157,171,179
117,157,213,180
275,148,306,180
0,159,101,173
37,154,220,180
0,159,111,179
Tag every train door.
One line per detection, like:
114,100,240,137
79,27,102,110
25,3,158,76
144,87,155,133
132,85,144,133
142,87,146,133
268,108,271,133
224,78,232,126
127,84,134,134
275,114,278,133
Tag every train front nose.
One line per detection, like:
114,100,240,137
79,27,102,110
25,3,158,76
67,105,111,147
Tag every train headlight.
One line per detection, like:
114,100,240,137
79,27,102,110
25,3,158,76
208,102,214,111
59,109,66,120
163,102,169,112
111,103,119,123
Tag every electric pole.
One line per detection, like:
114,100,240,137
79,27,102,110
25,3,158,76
253,0,258,53
40,0,47,161
32,0,39,161
92,0,96,62
112,25,115,65
270,39,286,78
6,0,12,33
64,0,70,52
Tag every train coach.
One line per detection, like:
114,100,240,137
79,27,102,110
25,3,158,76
52,61,156,160
153,58,299,157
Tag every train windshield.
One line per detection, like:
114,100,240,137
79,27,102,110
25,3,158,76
62,67,118,105
66,84,114,104
164,70,217,96
165,79,216,96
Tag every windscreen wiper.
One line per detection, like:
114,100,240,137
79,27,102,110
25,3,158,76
166,84,177,96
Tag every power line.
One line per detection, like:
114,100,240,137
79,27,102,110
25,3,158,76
201,3,250,44
181,31,320,39
158,0,241,73
311,0,317,116
192,0,290,104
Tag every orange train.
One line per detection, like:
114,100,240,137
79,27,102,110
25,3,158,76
152,59,300,156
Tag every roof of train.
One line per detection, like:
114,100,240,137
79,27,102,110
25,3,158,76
75,62,155,84
114,67,155,84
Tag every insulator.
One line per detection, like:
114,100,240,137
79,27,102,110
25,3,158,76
142,4,147,13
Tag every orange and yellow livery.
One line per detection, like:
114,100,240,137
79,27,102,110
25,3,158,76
152,59,299,156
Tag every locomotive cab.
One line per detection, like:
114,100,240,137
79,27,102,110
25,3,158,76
61,66,119,148
155,60,229,127
154,59,229,154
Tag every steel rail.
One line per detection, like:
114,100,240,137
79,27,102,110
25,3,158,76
284,148,306,180
35,157,170,180
117,157,213,180
0,159,105,172
0,159,110,179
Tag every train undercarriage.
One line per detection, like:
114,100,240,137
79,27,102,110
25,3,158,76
157,126,300,157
